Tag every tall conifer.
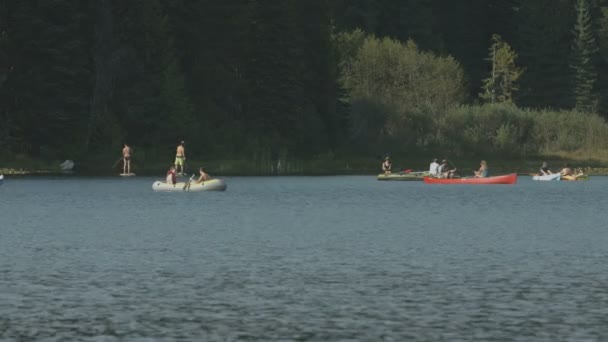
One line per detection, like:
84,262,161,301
480,34,523,103
570,0,599,112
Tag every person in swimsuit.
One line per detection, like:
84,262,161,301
175,141,186,174
382,157,392,175
166,166,177,185
474,160,489,178
559,163,573,177
122,143,131,175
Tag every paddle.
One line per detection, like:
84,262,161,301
392,168,412,175
183,174,195,191
112,156,123,169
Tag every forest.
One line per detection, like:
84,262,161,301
2,0,608,173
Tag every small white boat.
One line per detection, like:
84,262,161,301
152,178,227,192
532,173,561,181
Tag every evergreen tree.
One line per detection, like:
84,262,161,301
377,0,443,51
570,0,600,112
329,0,382,34
433,0,488,99
1,0,93,157
594,0,608,117
514,0,573,109
480,34,523,103
112,0,194,152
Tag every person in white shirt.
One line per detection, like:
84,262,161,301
429,158,439,177
438,159,457,178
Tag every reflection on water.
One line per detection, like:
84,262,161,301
1,176,608,340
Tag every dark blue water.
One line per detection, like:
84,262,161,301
1,176,607,341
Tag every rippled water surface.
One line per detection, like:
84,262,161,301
1,175,608,341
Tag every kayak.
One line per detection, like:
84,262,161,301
561,174,589,181
423,173,517,184
152,178,227,192
377,171,429,181
532,174,561,181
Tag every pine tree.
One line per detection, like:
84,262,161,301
514,0,574,109
570,0,599,112
2,0,93,156
480,34,523,103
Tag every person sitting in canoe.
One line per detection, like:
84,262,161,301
195,167,210,184
166,166,177,185
438,159,457,178
559,163,573,177
429,158,439,177
382,156,392,175
539,161,552,175
474,160,489,178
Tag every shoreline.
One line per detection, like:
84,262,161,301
3,157,608,177
2,168,608,177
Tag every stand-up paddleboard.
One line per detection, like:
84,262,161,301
120,173,136,177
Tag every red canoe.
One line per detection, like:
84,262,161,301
423,173,517,184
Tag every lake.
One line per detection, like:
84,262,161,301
1,175,607,341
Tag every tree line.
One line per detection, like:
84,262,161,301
1,0,608,165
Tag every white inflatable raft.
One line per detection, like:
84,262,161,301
152,178,227,192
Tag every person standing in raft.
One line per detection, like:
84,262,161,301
122,143,132,175
166,166,177,185
382,156,392,175
175,141,186,175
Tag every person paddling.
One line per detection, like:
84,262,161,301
539,161,552,175
175,141,186,175
438,159,456,179
122,143,132,175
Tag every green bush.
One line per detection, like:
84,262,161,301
433,103,608,157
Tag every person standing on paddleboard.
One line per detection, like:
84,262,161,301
175,141,186,175
122,143,132,175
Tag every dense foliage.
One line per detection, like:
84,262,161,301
2,0,608,166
